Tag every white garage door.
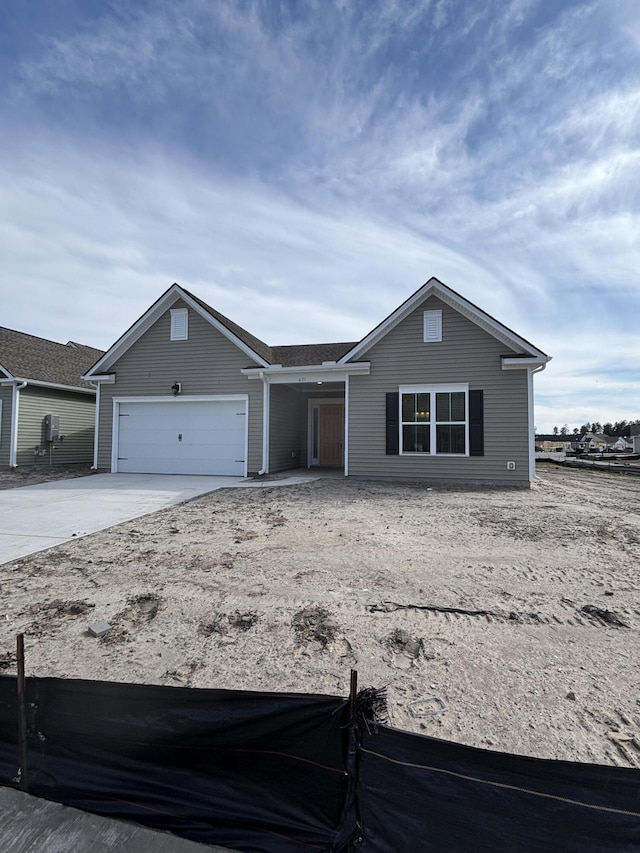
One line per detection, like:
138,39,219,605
115,399,247,475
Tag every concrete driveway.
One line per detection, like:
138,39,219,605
0,473,245,565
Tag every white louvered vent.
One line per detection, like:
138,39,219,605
423,310,442,343
170,308,188,341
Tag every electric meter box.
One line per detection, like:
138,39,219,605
44,414,60,442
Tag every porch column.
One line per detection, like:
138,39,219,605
260,373,270,475
344,374,349,476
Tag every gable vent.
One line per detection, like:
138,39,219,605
423,310,442,343
171,308,188,341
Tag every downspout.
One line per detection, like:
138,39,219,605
90,381,100,470
528,363,547,483
258,372,270,476
10,380,28,467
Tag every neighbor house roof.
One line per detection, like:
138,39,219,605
0,327,104,391
535,434,575,442
579,432,614,443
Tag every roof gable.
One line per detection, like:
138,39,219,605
84,276,549,379
0,327,103,391
85,284,272,377
338,277,549,364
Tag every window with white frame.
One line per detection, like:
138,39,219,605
170,308,188,341
400,385,468,455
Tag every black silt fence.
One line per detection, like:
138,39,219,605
0,676,351,852
1,674,639,852
356,721,640,852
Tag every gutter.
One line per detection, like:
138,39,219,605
89,381,100,470
0,377,96,395
528,361,548,483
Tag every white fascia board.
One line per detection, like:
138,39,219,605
86,284,270,378
0,362,14,380
84,373,116,383
112,394,248,403
0,377,95,395
241,362,370,385
339,277,549,364
502,356,551,370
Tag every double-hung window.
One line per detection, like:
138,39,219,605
400,385,468,455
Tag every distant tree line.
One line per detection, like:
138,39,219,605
549,420,640,437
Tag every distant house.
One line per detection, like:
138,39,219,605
575,432,615,452
535,434,574,452
611,436,631,451
85,277,550,486
0,328,104,468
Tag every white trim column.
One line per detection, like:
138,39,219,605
261,373,270,475
344,375,349,476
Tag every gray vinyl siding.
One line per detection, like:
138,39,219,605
0,385,12,467
15,386,96,467
269,385,305,472
347,295,531,485
97,299,264,473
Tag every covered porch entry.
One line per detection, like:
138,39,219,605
243,360,370,476
269,382,346,471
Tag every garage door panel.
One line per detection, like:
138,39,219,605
116,400,247,475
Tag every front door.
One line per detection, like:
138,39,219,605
319,403,344,467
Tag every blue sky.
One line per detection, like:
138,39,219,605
1,0,639,432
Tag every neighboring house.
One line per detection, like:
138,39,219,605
575,432,615,452
0,328,104,468
535,434,574,452
84,278,550,486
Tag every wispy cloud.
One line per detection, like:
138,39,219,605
1,0,639,430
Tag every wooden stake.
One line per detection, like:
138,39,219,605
349,668,358,719
16,633,28,792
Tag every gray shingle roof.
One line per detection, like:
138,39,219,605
182,287,357,367
0,328,104,390
271,342,357,366
183,289,274,363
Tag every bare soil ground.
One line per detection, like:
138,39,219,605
1,463,639,768
0,464,95,490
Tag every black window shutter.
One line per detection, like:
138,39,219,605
386,392,399,455
469,389,484,456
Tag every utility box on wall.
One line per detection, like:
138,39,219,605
44,414,60,442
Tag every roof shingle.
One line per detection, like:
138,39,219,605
0,328,104,390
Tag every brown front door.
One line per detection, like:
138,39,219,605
319,404,344,467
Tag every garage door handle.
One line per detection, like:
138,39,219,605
178,433,182,442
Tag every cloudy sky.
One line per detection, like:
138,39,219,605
1,0,639,432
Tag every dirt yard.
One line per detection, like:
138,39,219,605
1,463,638,769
